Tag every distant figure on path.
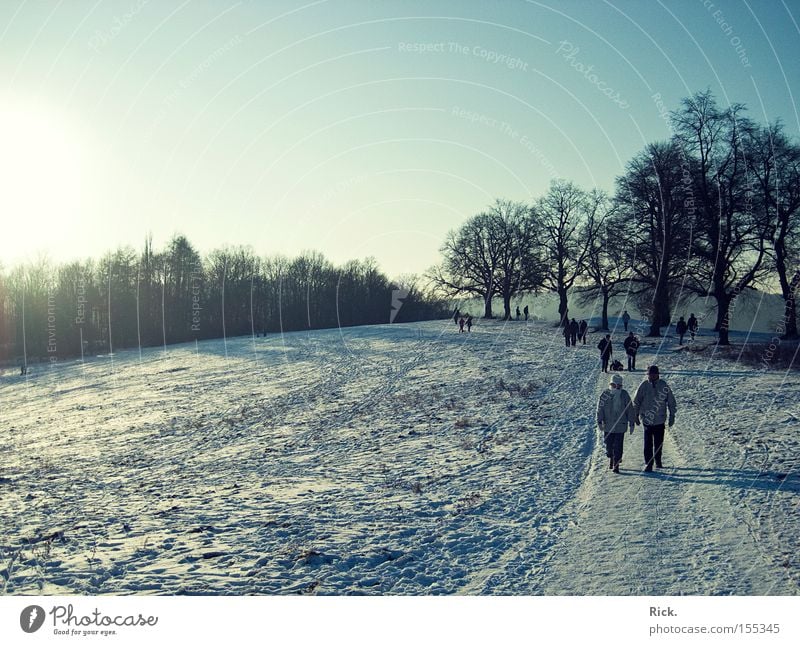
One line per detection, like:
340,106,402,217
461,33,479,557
458,316,466,333
623,331,639,371
633,365,677,472
597,373,636,473
579,319,588,344
516,306,521,320
466,315,473,332
597,334,613,372
687,313,698,341
563,322,571,347
622,310,631,331
523,305,529,321
569,318,579,346
676,316,688,345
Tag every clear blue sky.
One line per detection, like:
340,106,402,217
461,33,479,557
1,0,799,277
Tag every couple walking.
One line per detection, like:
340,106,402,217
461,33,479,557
596,365,677,473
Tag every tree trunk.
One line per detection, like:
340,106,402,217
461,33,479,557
648,277,670,337
778,260,800,339
558,288,568,327
503,293,512,320
483,293,493,319
716,292,731,345
601,288,610,330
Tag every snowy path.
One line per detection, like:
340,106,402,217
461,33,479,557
530,348,799,595
1,321,797,595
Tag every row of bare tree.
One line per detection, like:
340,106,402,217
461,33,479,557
0,239,448,364
431,92,800,345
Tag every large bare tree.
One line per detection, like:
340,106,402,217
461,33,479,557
746,122,800,339
431,213,500,318
671,91,771,345
614,140,694,336
534,180,603,326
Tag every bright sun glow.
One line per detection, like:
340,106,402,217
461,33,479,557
0,99,84,256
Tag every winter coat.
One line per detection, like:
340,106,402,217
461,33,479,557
623,335,639,356
687,316,698,331
633,378,677,426
579,321,588,334
569,320,579,334
597,388,636,434
622,312,631,322
597,338,612,358
676,320,688,335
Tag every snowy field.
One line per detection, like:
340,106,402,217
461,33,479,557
1,319,798,595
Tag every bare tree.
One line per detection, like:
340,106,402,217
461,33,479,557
534,180,603,326
431,213,500,318
746,122,800,339
614,140,694,336
671,91,771,345
577,195,628,330
487,199,544,320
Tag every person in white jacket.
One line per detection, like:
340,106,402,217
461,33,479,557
633,365,677,472
597,373,636,473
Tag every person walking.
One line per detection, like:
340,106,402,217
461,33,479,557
633,365,677,472
623,331,639,371
523,305,529,321
569,318,579,346
579,319,588,344
676,316,688,345
466,314,473,332
458,316,466,333
597,334,613,372
453,308,460,325
597,373,636,473
563,322,571,347
516,306,521,320
622,310,631,331
687,313,698,341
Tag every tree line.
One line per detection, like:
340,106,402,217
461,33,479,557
0,238,448,366
431,91,800,345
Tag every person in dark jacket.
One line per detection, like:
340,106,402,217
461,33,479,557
597,334,613,372
676,316,688,345
466,315,473,332
563,322,571,347
578,319,588,344
516,306,521,320
453,308,460,325
622,310,631,331
687,313,698,340
633,365,677,472
597,373,636,473
523,305,529,321
458,316,465,333
569,318,579,346
623,331,639,371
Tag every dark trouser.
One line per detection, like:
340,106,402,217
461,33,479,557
644,424,665,467
565,336,570,347
570,333,577,346
604,432,625,463
627,352,636,370
678,333,684,345
624,321,628,331
601,355,610,372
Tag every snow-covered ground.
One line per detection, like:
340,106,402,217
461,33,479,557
1,319,797,595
